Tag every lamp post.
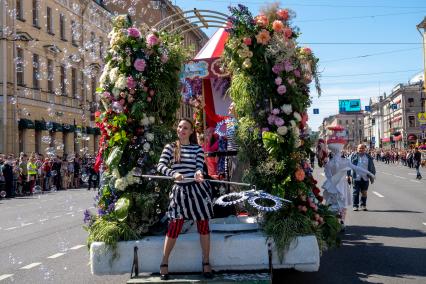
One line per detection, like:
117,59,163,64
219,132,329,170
417,17,426,110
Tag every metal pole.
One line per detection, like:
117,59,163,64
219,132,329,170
1,0,8,153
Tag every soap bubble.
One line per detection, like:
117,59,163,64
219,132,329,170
0,190,6,198
33,185,42,194
82,174,89,183
42,136,52,144
50,170,57,177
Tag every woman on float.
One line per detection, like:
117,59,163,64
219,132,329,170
157,119,214,280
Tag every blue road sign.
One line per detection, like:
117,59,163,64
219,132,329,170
313,108,319,114
371,137,375,143
365,106,371,111
391,103,397,110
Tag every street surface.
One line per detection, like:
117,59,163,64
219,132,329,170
0,162,425,283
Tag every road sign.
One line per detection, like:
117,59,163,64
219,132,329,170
371,137,375,143
313,108,319,114
391,103,397,110
365,106,371,111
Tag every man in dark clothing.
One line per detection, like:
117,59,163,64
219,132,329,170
414,147,422,179
52,157,62,190
2,156,15,197
87,163,99,191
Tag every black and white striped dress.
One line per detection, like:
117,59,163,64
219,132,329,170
157,143,213,221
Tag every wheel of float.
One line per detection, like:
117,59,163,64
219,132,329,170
215,192,248,206
247,194,283,212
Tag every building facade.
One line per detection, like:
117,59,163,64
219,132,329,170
320,112,365,148
0,0,208,156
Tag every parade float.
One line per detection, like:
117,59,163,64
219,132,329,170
86,4,341,281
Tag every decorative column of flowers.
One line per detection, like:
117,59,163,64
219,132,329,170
222,4,340,255
84,15,188,248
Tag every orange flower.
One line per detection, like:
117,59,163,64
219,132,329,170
272,20,284,33
283,27,292,39
276,9,289,21
254,14,269,28
295,168,305,181
255,29,271,45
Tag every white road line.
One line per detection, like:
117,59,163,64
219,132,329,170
4,227,17,231
47,253,65,259
78,209,84,212
0,274,14,281
88,206,95,209
409,180,421,183
21,222,34,227
423,222,426,226
382,172,392,175
39,218,49,222
373,191,384,198
53,215,61,219
70,245,85,250
65,212,74,215
20,262,42,269
394,175,407,180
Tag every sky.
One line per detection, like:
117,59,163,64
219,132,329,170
171,0,426,131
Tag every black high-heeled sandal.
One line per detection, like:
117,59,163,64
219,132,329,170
202,262,213,279
160,264,169,280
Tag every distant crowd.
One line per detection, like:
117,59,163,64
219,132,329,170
0,152,100,199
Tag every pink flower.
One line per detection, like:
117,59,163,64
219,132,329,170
294,69,301,78
255,29,271,45
127,76,137,89
147,96,152,102
301,112,309,128
243,37,252,46
276,9,289,21
284,60,293,72
127,27,141,38
287,78,295,86
274,117,285,127
146,33,159,47
119,99,125,106
272,20,284,33
277,85,287,95
267,114,276,125
103,92,112,100
272,108,280,115
134,58,146,72
275,77,282,85
149,89,155,97
283,27,292,39
254,14,269,28
302,47,312,55
161,54,169,63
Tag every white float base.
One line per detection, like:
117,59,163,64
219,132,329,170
90,231,319,275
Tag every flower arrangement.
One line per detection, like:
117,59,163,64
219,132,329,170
84,15,189,247
222,4,339,256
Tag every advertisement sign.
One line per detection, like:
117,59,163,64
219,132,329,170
181,61,209,79
339,99,361,113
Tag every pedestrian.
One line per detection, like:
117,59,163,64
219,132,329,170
157,119,213,280
2,155,15,197
413,147,422,179
348,144,376,211
87,162,99,191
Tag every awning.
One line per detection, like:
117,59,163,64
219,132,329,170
34,120,47,131
407,134,417,141
194,28,228,61
392,117,402,122
381,137,391,142
393,98,401,104
62,124,75,132
393,135,402,141
18,119,35,130
49,122,63,132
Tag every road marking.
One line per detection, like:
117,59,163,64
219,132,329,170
409,180,421,183
394,175,407,180
381,172,392,175
0,274,14,281
70,245,85,250
65,212,74,215
20,262,42,269
53,215,61,219
47,252,65,259
408,173,416,175
39,218,48,222
4,227,17,231
21,222,34,227
372,191,384,198
78,209,84,212
422,222,426,226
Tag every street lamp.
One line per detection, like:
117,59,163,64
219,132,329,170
417,17,426,109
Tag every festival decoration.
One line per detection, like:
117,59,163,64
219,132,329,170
84,15,189,246
222,4,340,254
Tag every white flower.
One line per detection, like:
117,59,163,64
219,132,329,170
281,104,292,115
112,88,120,98
115,178,128,191
290,120,296,128
99,66,110,86
140,117,150,126
277,126,288,136
109,67,119,82
112,168,121,179
293,112,302,122
126,174,135,185
149,151,154,156
143,142,150,152
148,116,155,124
146,133,154,142
115,75,127,90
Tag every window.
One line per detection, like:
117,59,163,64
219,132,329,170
90,32,95,54
408,97,414,107
60,14,66,40
91,78,97,102
80,71,84,99
32,54,40,89
71,20,77,45
408,116,415,128
16,0,24,21
47,7,53,34
47,59,54,92
60,65,66,96
71,68,77,98
99,37,103,59
16,48,24,85
32,0,39,27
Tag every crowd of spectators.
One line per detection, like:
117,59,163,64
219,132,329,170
0,152,99,199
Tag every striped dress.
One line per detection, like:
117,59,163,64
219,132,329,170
157,143,213,221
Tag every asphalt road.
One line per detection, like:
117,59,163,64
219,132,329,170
278,161,426,284
0,161,425,284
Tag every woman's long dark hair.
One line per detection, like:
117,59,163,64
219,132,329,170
174,118,198,163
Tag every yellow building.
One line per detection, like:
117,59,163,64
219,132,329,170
418,17,426,94
0,0,208,157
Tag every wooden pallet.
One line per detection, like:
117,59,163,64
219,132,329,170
127,272,271,283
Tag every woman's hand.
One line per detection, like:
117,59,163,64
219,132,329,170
173,173,184,181
194,170,204,183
